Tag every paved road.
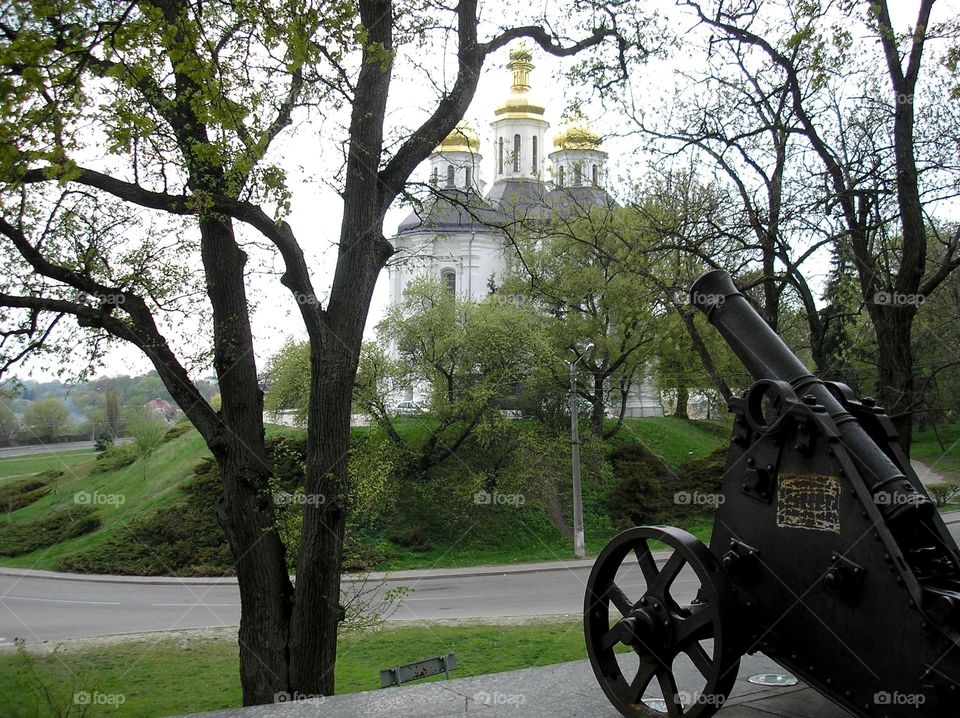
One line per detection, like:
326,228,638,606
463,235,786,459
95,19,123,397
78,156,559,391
0,441,98,458
3,515,959,647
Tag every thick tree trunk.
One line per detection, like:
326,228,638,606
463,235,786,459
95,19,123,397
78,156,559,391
875,307,916,457
673,385,689,419
198,216,294,705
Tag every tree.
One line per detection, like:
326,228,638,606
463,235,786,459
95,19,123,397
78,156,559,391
681,0,960,454
23,398,71,443
503,205,659,438
126,409,166,480
360,278,551,477
0,0,640,704
0,402,19,445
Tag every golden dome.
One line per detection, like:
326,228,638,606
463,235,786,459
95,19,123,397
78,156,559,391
552,112,603,150
432,123,480,154
493,43,546,121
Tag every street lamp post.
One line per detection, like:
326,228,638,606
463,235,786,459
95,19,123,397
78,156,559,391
569,342,593,560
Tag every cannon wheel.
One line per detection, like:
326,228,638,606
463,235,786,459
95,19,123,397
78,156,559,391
584,526,741,718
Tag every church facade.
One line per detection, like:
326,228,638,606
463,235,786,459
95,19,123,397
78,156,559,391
387,46,663,418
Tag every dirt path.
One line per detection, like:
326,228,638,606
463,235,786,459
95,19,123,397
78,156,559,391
912,459,955,486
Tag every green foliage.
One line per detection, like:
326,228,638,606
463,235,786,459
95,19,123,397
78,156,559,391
22,398,71,442
59,458,231,576
0,505,100,557
0,477,50,514
263,339,311,426
92,443,137,473
928,482,960,508
126,410,167,480
0,401,19,445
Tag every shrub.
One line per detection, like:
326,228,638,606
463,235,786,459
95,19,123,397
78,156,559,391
93,443,137,472
0,478,50,514
928,482,960,507
0,506,100,556
162,423,192,442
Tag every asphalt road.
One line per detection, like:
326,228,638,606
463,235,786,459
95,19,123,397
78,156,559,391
0,441,97,458
3,517,959,647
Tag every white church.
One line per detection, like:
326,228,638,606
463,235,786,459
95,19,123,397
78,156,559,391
386,45,664,418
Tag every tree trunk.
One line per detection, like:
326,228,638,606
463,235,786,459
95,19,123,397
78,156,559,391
198,216,294,705
590,372,605,437
674,385,689,419
875,307,916,457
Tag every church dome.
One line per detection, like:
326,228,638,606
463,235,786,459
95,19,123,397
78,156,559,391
493,45,546,120
432,123,480,155
552,112,603,150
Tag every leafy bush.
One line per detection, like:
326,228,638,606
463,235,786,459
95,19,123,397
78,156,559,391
0,478,50,514
0,506,100,556
928,482,960,507
93,443,137,472
162,423,191,442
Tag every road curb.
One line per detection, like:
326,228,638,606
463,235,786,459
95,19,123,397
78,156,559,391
0,555,673,587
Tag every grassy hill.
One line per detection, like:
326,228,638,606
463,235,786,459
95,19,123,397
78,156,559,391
0,417,732,575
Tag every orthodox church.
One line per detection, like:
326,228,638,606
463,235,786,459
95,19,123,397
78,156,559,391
387,46,663,418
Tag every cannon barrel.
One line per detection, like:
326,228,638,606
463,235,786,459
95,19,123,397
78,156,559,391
690,269,931,523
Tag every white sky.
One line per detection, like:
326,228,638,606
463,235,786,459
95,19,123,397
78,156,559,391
14,0,959,384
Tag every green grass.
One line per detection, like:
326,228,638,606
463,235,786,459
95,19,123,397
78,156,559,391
608,417,730,469
0,431,210,570
912,423,960,482
0,621,591,718
0,449,98,481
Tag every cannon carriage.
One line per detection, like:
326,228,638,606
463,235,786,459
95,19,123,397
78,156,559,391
584,270,960,717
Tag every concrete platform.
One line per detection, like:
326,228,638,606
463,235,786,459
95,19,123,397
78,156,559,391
181,653,854,718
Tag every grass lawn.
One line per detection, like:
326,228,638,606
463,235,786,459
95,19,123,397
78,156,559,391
911,423,960,482
608,417,730,467
0,449,99,481
0,431,211,571
0,621,591,718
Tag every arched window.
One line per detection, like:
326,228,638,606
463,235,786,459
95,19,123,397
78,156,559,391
592,164,599,186
498,138,504,174
446,164,455,188
441,269,456,296
532,136,538,172
464,166,472,188
558,165,565,188
574,164,582,186
430,167,438,186
513,134,521,172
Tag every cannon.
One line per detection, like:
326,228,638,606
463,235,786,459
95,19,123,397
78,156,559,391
584,269,960,717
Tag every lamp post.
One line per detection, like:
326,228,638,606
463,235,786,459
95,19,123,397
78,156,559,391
569,342,593,559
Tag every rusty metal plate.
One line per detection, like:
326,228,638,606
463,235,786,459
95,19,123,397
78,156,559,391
776,474,841,533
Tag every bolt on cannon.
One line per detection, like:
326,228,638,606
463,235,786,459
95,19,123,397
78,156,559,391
584,269,960,717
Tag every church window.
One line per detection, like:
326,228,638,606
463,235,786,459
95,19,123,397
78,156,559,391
446,164,455,188
532,136,538,172
465,166,472,188
592,164,599,186
513,134,521,172
498,138,504,174
441,269,456,296
430,167,438,186
558,165,565,188
574,164,582,186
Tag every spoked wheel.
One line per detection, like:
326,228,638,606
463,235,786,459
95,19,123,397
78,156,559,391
584,526,741,718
